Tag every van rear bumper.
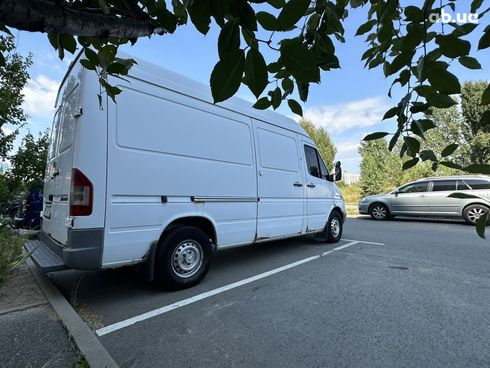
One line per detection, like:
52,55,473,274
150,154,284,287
25,229,104,272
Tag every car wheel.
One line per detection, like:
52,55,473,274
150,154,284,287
155,226,212,290
463,204,489,225
326,211,343,243
370,203,389,220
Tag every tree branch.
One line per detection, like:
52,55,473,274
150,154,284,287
0,0,164,38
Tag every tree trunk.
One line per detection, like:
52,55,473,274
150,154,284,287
0,0,162,38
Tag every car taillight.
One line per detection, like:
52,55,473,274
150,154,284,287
70,169,93,216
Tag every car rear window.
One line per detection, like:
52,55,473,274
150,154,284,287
464,179,490,190
432,180,457,191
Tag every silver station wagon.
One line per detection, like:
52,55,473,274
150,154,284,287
358,175,490,224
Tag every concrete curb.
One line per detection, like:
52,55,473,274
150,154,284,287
26,258,119,368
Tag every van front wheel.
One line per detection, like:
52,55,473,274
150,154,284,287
326,211,343,243
155,226,212,290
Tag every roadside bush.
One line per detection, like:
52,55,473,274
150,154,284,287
0,220,28,283
339,183,362,205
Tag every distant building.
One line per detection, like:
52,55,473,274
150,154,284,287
342,171,360,185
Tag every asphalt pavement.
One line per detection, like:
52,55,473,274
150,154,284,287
50,217,490,368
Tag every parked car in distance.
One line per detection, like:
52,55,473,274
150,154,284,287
14,189,43,229
358,176,490,224
26,52,346,290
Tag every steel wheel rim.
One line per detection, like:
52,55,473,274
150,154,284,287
171,240,203,278
372,205,387,219
331,217,340,238
468,208,486,223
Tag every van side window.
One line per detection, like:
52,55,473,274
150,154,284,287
464,179,490,190
432,180,456,191
304,145,328,179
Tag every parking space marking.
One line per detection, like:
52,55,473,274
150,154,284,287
342,238,384,246
95,239,380,337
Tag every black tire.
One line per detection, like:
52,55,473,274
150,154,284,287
326,211,343,243
155,226,212,290
369,203,389,221
463,204,490,225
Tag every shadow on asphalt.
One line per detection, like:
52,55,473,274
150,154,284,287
48,235,330,305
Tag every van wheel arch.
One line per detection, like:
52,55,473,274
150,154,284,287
160,216,217,245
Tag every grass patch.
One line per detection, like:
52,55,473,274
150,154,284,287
0,220,29,284
338,183,362,206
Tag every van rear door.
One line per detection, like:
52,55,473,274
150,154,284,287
42,77,80,244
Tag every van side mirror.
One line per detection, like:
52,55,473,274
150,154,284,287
328,161,342,182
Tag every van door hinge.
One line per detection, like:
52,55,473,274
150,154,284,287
71,107,83,118
65,217,74,228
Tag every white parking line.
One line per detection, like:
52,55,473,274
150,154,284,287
342,238,384,246
95,239,378,337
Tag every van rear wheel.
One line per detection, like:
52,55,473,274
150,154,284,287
155,226,212,290
326,211,343,243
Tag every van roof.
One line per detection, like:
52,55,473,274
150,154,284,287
125,54,310,137
60,51,311,138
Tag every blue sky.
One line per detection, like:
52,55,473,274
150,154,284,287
11,5,489,173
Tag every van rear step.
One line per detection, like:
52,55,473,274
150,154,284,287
25,239,67,272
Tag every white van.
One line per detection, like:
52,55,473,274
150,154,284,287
26,53,346,289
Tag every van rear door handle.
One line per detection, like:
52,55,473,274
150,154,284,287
293,182,303,187
307,183,316,188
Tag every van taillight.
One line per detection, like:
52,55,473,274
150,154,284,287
70,169,93,216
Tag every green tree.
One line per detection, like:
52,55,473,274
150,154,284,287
359,139,392,196
0,34,32,159
9,131,49,192
461,81,490,165
299,119,336,169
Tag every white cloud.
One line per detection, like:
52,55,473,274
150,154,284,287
302,96,389,134
335,140,362,174
22,75,60,119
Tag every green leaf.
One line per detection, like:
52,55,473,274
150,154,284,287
98,46,117,69
268,0,285,9
59,34,77,54
80,59,96,71
458,56,482,70
243,48,268,98
355,19,377,36
280,40,319,82
297,81,309,102
403,157,419,170
363,132,390,141
256,12,277,31
271,87,282,109
476,213,487,239
276,0,310,31
232,1,257,31
435,35,471,58
0,52,5,67
427,68,461,94
288,99,303,116
84,48,99,65
441,143,458,157
282,78,294,94
440,161,462,170
187,0,211,34
218,21,240,59
447,192,481,199
401,23,424,50
478,28,490,50
210,49,245,103
471,0,484,12
253,97,271,109
425,92,457,108
388,50,415,76
419,150,437,162
404,6,423,21
383,107,398,120
481,83,490,105
464,164,490,174
404,136,420,157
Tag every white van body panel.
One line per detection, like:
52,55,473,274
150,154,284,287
41,53,345,271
